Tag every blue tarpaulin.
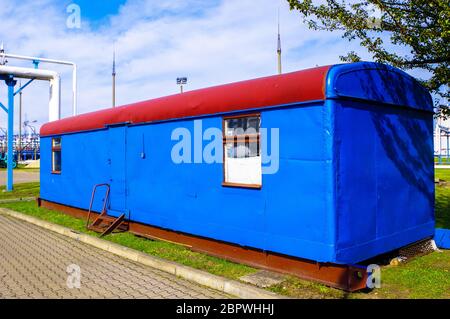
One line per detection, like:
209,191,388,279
39,62,435,264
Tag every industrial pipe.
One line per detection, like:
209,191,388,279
0,65,61,121
0,52,77,116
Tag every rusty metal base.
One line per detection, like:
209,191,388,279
38,198,368,291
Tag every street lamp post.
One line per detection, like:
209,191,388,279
177,77,187,93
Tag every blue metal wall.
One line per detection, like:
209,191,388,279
332,100,434,263
41,102,337,263
40,62,435,264
41,130,110,213
326,62,435,263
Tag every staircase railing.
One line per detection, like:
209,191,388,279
86,183,110,228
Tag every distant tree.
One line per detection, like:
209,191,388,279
287,0,449,116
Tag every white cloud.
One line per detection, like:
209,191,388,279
0,0,376,133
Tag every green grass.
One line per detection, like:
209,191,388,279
268,250,450,299
0,182,40,200
104,232,254,279
268,276,347,299
435,168,450,181
0,170,449,299
363,251,450,299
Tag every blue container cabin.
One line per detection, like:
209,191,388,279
39,62,434,272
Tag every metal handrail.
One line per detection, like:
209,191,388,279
86,183,110,228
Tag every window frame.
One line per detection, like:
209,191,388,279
222,113,262,189
51,137,62,174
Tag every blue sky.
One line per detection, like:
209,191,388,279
0,0,423,131
69,0,127,21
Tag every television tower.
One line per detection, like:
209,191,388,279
112,47,116,108
277,9,282,75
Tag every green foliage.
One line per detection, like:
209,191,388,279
287,0,449,115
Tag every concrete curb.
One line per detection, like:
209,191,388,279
0,208,283,299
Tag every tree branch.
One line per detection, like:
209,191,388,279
401,57,450,65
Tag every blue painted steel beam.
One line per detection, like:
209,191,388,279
14,78,35,96
0,101,7,113
5,76,17,191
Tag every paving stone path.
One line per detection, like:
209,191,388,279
0,214,229,299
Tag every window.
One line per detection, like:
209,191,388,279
223,114,261,188
52,138,61,173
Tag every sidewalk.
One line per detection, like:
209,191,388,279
0,213,229,299
0,170,39,186
0,207,281,299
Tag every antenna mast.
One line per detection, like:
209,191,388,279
112,46,116,108
277,8,282,75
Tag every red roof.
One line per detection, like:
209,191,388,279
41,65,330,136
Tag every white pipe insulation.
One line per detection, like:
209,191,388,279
0,52,77,117
0,65,61,121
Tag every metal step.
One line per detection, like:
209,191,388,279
86,184,129,237
88,213,128,236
